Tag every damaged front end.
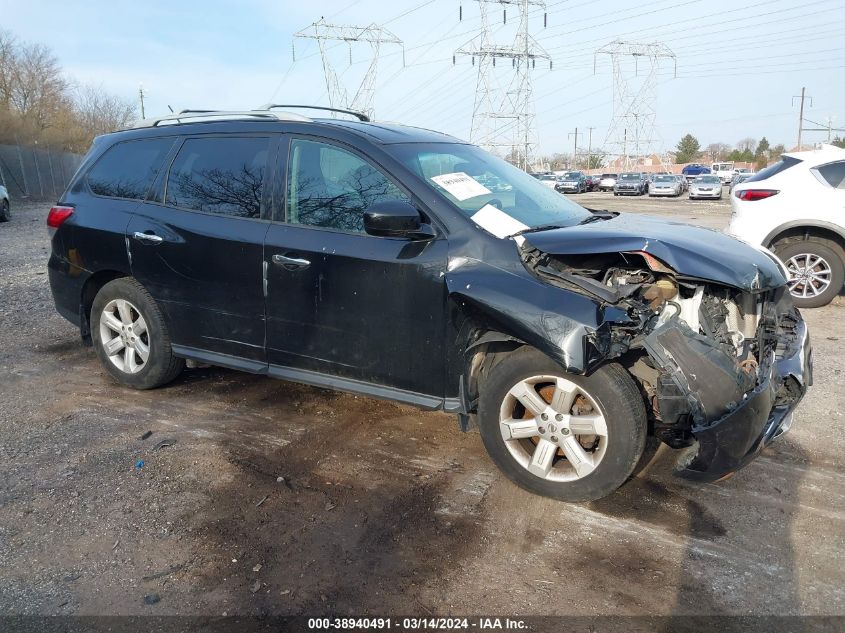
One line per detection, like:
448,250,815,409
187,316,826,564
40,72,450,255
519,243,813,482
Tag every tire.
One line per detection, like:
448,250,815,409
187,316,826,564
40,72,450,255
0,199,9,222
91,278,184,389
773,239,845,308
477,347,647,502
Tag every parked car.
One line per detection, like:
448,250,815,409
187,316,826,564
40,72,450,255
537,174,558,189
729,171,755,191
583,174,600,191
648,174,683,197
689,175,723,200
673,174,688,192
0,185,9,222
682,164,712,183
728,144,845,307
598,173,618,191
555,171,587,194
614,172,646,196
47,106,811,502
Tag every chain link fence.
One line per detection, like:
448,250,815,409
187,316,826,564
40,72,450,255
0,143,84,201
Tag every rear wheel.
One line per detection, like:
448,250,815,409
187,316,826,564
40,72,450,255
774,239,844,308
91,278,184,389
477,348,647,502
0,199,9,222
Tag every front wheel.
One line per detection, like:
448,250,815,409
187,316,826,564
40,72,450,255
91,278,185,389
477,348,647,502
775,239,845,308
0,199,9,222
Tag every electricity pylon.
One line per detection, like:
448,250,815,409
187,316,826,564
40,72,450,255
455,1,551,170
594,40,676,171
294,18,404,120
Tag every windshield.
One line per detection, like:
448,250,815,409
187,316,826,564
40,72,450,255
601,173,617,179
695,175,720,184
654,175,675,183
562,172,581,179
619,173,640,180
389,143,590,231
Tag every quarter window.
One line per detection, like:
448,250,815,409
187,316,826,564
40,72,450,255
286,139,410,233
86,137,173,200
814,161,845,189
165,137,270,218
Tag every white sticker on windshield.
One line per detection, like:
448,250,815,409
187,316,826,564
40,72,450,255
471,204,529,245
430,172,491,201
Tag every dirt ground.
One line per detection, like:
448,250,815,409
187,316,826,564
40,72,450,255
1,194,843,619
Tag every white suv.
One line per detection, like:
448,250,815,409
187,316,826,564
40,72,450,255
727,144,845,307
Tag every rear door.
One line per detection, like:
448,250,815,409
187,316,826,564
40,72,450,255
127,134,277,365
264,136,448,398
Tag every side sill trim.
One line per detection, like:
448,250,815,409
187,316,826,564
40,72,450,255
171,345,269,374
170,344,452,411
268,364,445,411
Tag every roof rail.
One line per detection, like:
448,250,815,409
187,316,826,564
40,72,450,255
258,104,370,122
129,109,312,129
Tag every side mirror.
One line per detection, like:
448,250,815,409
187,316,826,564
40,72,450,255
363,201,434,239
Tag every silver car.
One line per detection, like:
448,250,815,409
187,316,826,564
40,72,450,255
688,174,723,200
648,174,682,197
598,173,618,191
0,185,9,222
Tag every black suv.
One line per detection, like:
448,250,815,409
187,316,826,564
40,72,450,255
48,106,812,502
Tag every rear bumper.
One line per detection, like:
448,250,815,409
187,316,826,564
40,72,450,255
676,318,812,482
48,252,88,326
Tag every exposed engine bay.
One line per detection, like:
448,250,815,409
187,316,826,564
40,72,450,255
519,245,808,470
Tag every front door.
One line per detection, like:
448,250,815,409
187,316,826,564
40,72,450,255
264,137,448,398
127,134,276,364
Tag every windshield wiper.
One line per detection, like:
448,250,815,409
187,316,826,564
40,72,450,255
578,211,616,225
507,223,567,238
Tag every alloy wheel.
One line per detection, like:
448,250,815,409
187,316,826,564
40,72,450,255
785,253,833,299
498,375,608,482
98,298,150,374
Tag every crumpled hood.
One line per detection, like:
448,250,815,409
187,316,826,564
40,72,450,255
523,213,786,291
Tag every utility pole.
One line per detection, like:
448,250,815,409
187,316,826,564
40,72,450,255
455,0,551,170
792,87,812,150
294,19,404,120
138,84,146,119
568,127,582,168
586,126,596,169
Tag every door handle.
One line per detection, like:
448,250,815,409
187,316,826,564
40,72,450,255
272,254,310,268
133,231,163,244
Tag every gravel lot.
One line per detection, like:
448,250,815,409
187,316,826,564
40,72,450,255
1,193,843,619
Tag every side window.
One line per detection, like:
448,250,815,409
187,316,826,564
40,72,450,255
165,137,269,218
287,139,411,233
86,137,173,200
814,161,845,189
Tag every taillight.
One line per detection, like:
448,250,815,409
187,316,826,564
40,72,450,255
47,205,74,228
735,189,779,201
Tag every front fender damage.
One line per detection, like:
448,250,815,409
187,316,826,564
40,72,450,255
446,257,642,375
451,248,811,483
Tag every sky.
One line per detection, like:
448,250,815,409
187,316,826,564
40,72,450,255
3,0,844,158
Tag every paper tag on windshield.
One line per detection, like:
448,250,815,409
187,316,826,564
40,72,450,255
471,204,528,245
430,172,491,201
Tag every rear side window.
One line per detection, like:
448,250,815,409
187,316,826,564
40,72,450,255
165,137,270,218
86,137,173,200
747,156,801,183
813,161,845,189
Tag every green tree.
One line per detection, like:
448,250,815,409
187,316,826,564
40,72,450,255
675,133,701,163
754,137,771,169
832,136,845,149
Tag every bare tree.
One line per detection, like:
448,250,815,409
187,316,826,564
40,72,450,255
736,137,757,154
74,85,136,135
705,142,730,161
